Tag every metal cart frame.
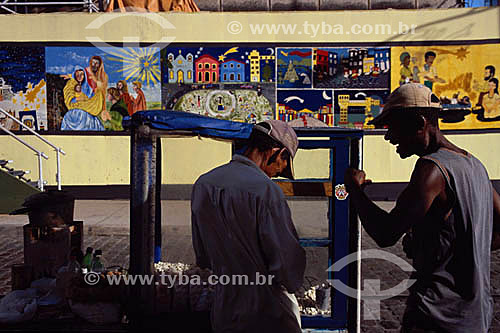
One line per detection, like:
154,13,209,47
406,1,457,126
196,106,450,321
129,120,362,332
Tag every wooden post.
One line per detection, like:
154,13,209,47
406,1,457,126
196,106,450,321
155,137,162,263
130,124,156,320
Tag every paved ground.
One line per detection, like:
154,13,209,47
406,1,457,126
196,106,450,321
1,200,500,332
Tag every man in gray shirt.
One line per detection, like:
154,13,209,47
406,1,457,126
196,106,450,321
345,83,500,332
191,120,306,333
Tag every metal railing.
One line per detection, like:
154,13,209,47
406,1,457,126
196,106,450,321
0,108,66,191
0,0,101,14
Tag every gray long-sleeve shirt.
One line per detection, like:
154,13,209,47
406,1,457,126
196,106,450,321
191,154,306,333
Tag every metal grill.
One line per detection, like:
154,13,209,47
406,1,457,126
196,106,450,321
0,0,103,14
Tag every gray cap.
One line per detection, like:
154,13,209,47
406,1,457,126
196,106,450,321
254,120,298,180
369,83,441,126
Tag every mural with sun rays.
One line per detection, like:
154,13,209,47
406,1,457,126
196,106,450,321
45,46,161,131
107,48,161,88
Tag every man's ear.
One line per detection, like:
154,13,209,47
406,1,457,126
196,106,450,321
270,147,281,155
266,147,282,165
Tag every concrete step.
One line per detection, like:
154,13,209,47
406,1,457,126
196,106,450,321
8,170,27,178
0,159,13,167
0,159,14,172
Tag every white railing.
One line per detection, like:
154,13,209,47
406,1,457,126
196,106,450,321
0,108,66,191
0,0,100,14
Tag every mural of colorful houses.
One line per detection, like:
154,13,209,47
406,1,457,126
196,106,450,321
162,46,276,123
163,46,276,86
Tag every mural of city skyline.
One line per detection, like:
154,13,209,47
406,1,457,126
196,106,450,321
1,44,500,130
313,47,391,89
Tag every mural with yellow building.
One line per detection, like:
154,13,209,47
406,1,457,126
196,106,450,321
334,90,388,129
249,49,275,83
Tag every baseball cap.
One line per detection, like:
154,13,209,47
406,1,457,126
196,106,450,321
254,120,298,180
369,83,441,126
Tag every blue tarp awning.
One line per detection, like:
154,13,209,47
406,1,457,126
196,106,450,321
124,110,254,140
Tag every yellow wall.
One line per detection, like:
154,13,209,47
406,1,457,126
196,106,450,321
363,133,500,182
161,137,231,184
2,8,500,43
0,136,232,185
1,134,498,186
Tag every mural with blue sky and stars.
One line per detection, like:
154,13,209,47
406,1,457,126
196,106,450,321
0,46,46,130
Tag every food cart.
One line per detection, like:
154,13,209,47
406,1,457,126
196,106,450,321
127,110,363,332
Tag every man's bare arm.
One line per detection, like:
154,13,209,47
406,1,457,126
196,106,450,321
491,185,500,251
345,159,445,248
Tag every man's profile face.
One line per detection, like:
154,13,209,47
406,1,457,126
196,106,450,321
263,148,289,178
90,58,100,73
384,115,424,159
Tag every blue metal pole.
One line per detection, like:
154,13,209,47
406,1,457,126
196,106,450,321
332,139,350,328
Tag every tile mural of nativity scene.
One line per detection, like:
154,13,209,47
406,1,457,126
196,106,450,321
46,46,161,131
